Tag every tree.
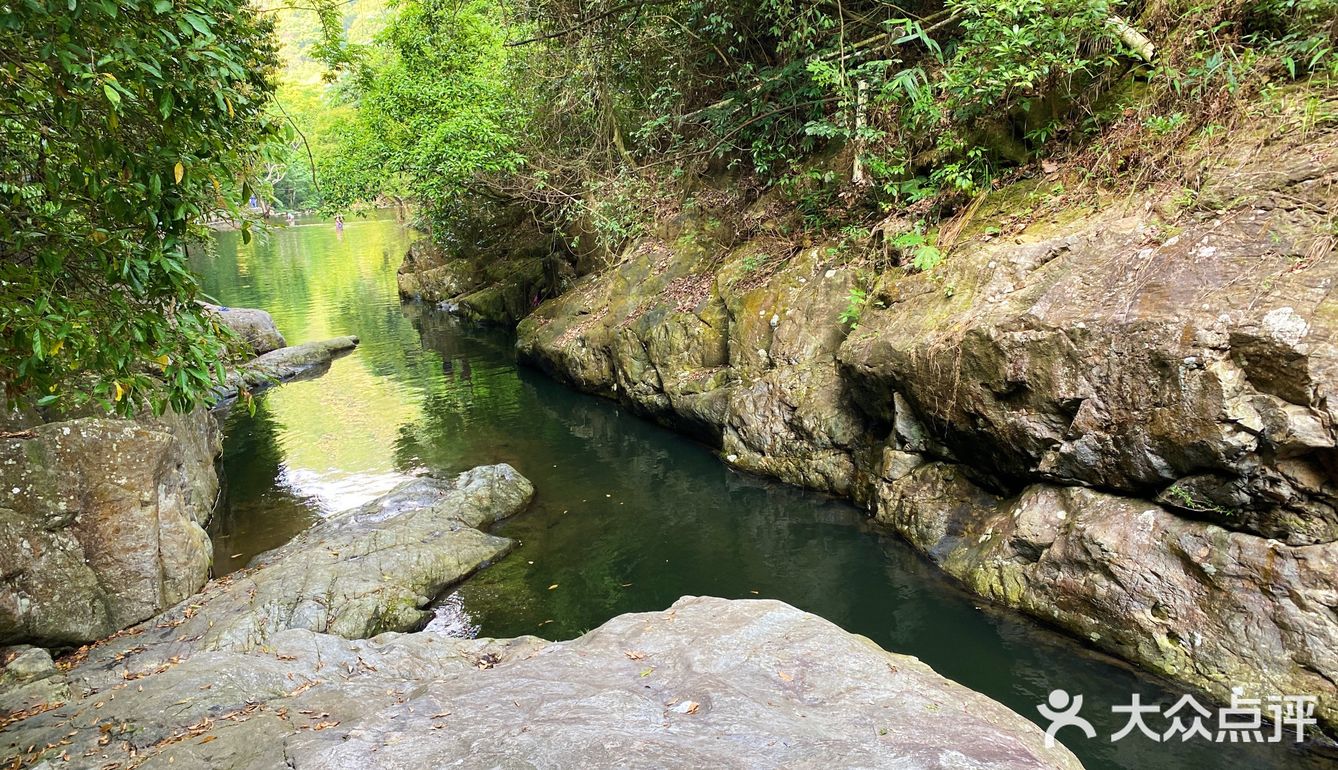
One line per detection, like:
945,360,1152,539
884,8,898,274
0,0,283,415
317,0,524,233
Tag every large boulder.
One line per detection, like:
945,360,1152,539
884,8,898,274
0,465,532,669
1,597,1082,769
205,304,287,355
0,408,220,646
159,466,534,652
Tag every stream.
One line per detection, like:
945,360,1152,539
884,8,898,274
192,212,1320,770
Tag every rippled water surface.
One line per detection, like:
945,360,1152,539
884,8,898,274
195,213,1326,770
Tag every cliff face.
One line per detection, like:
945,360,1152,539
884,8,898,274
484,119,1338,728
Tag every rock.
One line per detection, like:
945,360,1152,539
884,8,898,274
0,646,55,686
0,408,220,646
397,208,560,324
205,304,287,354
838,210,1338,544
513,124,1338,728
100,465,532,657
874,462,1338,729
214,335,360,402
1,597,1082,769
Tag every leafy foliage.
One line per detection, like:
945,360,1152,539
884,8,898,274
0,0,283,415
307,0,1335,272
317,0,524,234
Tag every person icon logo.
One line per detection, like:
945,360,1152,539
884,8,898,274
1037,689,1097,748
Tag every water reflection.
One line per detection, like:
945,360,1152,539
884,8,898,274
198,215,1326,770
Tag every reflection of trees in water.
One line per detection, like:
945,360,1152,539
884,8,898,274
397,315,892,641
208,398,319,576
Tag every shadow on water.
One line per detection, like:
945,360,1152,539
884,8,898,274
199,214,1330,770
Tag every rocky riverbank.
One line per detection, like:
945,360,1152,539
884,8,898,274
1,463,1080,770
0,308,363,649
400,112,1338,730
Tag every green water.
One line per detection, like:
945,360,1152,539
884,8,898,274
195,213,1327,770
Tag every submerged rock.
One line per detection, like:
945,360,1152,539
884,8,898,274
1,597,1082,769
213,335,360,401
0,408,219,647
205,304,287,354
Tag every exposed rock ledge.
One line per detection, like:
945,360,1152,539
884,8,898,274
514,124,1338,729
213,334,360,402
1,595,1081,769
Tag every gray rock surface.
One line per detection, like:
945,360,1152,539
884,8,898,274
1,597,1083,770
205,304,287,354
0,465,532,688
515,122,1338,727
874,462,1338,729
214,335,360,401
0,408,220,646
162,466,533,652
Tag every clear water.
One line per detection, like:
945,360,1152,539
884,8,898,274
195,213,1330,770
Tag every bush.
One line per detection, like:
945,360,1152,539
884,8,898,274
0,0,282,415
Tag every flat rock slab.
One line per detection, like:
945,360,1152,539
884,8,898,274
2,597,1082,769
214,335,361,401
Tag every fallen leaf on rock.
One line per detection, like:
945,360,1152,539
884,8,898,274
624,650,646,661
307,721,340,731
547,584,559,590
671,700,700,715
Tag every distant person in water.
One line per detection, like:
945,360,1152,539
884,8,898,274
334,213,344,231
